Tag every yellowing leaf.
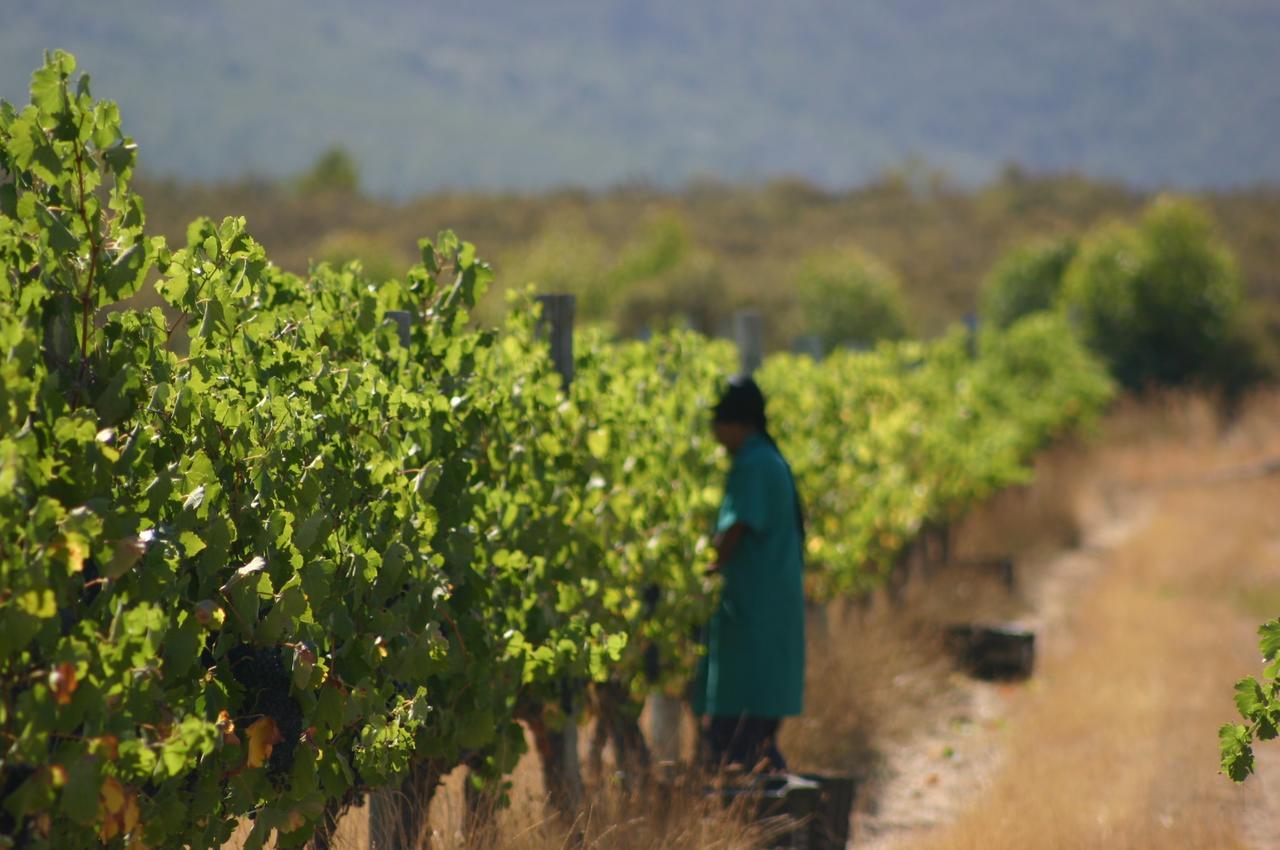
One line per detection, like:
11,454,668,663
98,776,138,841
91,735,119,761
121,795,140,834
245,716,282,768
100,777,125,814
53,534,89,573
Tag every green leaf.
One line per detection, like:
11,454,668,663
1220,723,1255,782
159,718,216,779
59,757,100,826
1234,677,1267,719
6,111,63,184
587,428,610,460
179,530,206,558
257,581,306,643
99,243,151,304
29,52,72,116
294,512,328,554
0,181,16,217
1259,620,1280,662
17,589,57,619
103,140,137,176
94,363,140,426
162,615,202,679
195,296,227,339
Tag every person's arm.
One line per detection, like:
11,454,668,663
710,453,766,575
708,522,748,575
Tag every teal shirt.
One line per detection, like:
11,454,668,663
696,433,806,718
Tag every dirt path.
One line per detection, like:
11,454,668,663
852,480,1153,847
851,398,1280,850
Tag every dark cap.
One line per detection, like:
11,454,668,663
712,374,767,428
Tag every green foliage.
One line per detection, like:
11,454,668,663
501,222,612,320
795,248,909,353
1220,620,1280,782
980,237,1077,329
297,146,359,196
0,53,1117,848
761,312,1114,597
1060,196,1262,392
505,213,727,335
314,231,404,284
0,53,594,848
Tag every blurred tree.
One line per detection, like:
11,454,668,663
616,250,727,337
315,231,404,283
1059,196,1264,392
610,212,689,285
980,237,1077,328
796,248,909,352
298,146,360,195
503,222,612,320
608,213,727,335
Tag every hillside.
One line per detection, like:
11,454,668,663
134,174,1280,340
4,0,1279,194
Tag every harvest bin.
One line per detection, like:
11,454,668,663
945,623,1036,680
710,772,857,850
798,773,857,849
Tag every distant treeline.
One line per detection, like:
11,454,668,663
135,160,1280,349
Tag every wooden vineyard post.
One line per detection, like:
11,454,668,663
536,294,575,387
734,309,763,375
646,691,684,765
792,333,824,361
963,312,979,357
384,309,413,348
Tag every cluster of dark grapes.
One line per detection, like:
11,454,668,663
226,644,303,780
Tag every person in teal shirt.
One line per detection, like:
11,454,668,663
695,375,806,771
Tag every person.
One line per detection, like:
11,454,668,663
694,375,806,772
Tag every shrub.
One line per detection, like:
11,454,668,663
979,237,1077,329
297,146,360,195
1059,196,1263,392
498,222,612,321
795,248,909,352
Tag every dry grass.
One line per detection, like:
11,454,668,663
954,438,1093,561
237,728,775,850
781,601,955,778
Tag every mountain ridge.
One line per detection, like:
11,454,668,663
3,0,1277,195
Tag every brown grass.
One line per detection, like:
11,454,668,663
307,769,776,850
229,727,776,850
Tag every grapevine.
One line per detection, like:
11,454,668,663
0,52,1114,848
